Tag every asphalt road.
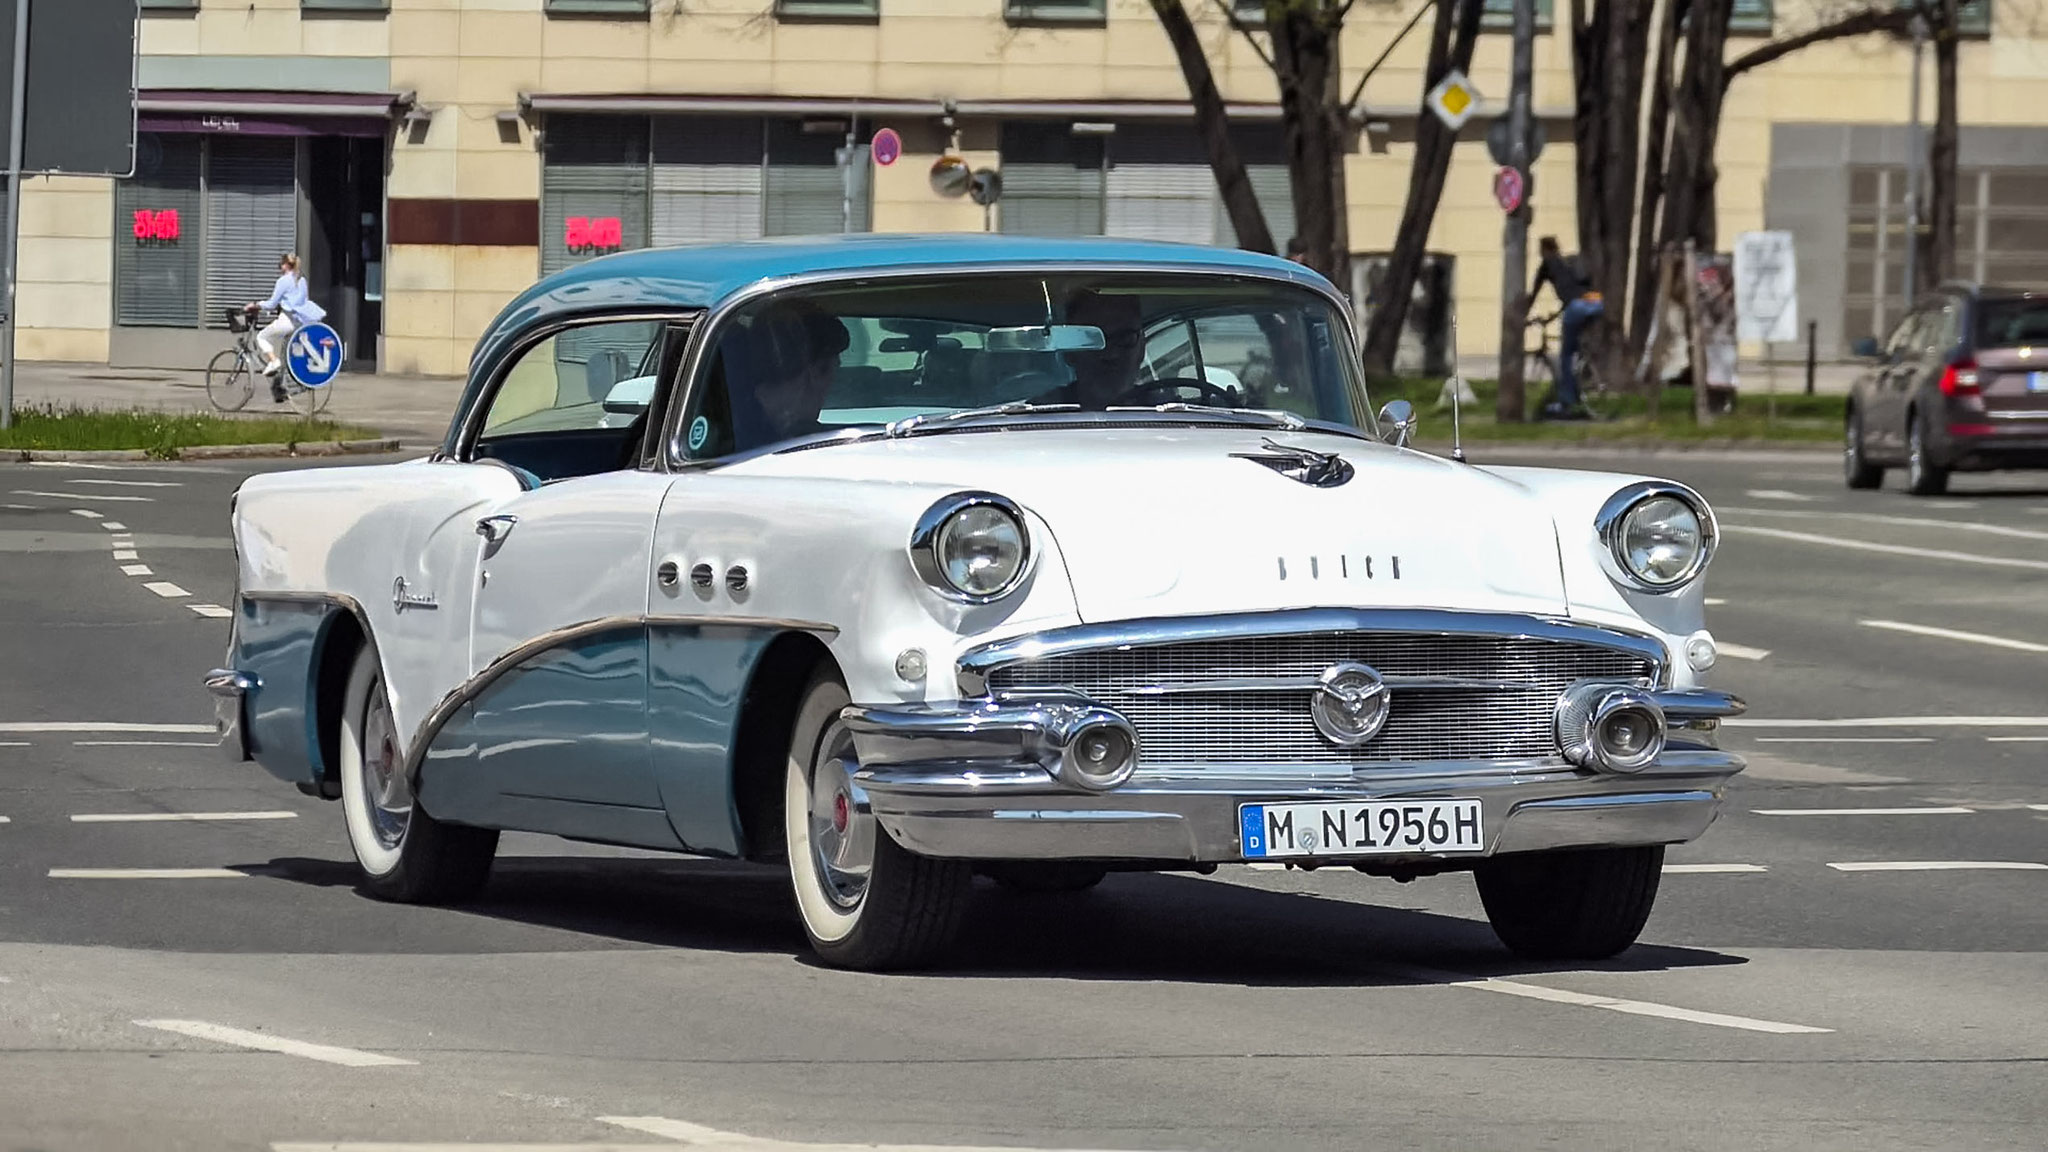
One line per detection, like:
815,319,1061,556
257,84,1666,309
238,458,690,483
0,447,2043,1152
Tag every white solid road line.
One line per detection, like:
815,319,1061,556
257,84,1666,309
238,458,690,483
69,478,181,488
134,1019,415,1068
598,1116,1130,1151
0,741,28,747
1861,618,2048,654
49,868,246,879
1991,737,2048,743
0,722,214,733
1705,597,1727,606
0,816,9,824
1389,966,1831,1035
2028,804,2048,811
1753,737,1934,744
188,604,233,619
1663,863,1769,874
1728,715,2048,729
1743,489,1813,501
71,811,297,823
1721,505,2048,543
73,740,217,747
1754,806,1973,816
1721,524,2048,572
13,489,155,503
1828,861,2048,872
144,581,191,598
1716,643,1771,661
119,564,152,576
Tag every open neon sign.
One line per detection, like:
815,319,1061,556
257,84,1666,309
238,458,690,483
564,216,623,254
132,209,180,243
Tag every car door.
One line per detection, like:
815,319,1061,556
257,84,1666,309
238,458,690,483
1870,307,1927,455
419,315,694,843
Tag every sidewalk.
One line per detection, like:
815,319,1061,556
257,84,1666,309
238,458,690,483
4,360,464,446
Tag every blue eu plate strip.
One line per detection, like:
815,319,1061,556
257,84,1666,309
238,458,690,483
1240,804,1268,858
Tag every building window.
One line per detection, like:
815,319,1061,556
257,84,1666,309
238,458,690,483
1730,0,1771,33
776,0,880,17
1231,0,1268,26
139,0,198,10
1006,0,1107,25
1956,0,1992,34
1481,0,1553,31
301,0,391,11
544,0,651,15
996,121,1295,250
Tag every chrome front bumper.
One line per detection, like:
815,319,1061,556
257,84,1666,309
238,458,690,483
843,689,1746,864
204,667,255,763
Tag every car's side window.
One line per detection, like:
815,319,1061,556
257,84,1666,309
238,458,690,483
1923,300,1961,359
1884,310,1925,362
471,318,666,483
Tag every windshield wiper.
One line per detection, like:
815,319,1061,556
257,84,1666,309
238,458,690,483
1106,403,1315,431
885,401,1079,438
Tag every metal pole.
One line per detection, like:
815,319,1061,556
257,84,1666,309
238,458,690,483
1496,0,1535,418
0,0,29,431
1805,319,1817,395
1903,15,1927,308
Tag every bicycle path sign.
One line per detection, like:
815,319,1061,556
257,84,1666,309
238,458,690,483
286,322,344,389
1734,231,1798,344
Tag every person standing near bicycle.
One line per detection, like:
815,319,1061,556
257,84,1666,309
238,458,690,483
248,253,326,404
1530,236,1598,421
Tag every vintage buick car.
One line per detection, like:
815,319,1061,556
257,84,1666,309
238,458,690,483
208,235,1744,970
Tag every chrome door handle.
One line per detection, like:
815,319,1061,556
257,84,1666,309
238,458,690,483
475,514,519,543
656,559,681,590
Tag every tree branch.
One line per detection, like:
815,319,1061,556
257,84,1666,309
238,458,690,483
1723,8,1917,88
1208,0,1275,71
1342,0,1438,117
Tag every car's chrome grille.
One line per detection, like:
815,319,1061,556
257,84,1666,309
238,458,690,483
984,633,1656,766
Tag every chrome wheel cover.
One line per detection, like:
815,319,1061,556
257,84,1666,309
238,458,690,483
1908,421,1925,486
806,722,875,910
360,678,412,850
1844,417,1861,475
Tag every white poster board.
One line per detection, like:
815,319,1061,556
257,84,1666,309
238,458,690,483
1734,230,1799,344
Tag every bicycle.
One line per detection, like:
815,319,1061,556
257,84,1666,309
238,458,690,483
206,306,334,417
1524,309,1611,420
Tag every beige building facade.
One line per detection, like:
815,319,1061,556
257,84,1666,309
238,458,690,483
10,0,2041,377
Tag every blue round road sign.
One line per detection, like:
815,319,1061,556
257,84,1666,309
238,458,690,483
286,322,345,389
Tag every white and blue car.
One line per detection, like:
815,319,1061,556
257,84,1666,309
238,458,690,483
209,235,1744,970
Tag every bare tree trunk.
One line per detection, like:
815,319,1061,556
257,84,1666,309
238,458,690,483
1359,0,1482,380
1568,0,1608,292
1921,0,1959,292
1656,0,1731,262
1149,0,1275,254
1627,0,1686,371
1270,6,1348,287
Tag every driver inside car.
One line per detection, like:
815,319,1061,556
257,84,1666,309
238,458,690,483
1054,289,1146,410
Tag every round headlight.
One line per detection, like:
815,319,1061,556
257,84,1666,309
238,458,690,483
1596,483,1716,592
912,493,1031,602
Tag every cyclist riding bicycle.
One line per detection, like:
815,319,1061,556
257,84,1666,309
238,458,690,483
1529,236,1599,421
249,252,326,404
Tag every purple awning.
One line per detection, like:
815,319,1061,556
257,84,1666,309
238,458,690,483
137,89,413,138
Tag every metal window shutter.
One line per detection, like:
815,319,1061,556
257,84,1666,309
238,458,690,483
542,114,650,275
1230,163,1294,251
764,119,869,236
651,117,762,246
116,134,204,327
1104,124,1211,244
203,137,297,329
998,122,1103,237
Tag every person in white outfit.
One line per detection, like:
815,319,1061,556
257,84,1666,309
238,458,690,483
249,253,327,402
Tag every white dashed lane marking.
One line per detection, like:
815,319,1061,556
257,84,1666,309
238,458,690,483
112,550,139,561
73,740,217,747
2000,738,2048,743
1828,861,2048,873
68,479,181,488
119,564,152,577
1716,642,1771,661
1754,807,1974,816
133,1020,414,1068
1861,619,2048,654
188,604,232,619
1753,737,1934,744
1729,715,2048,729
1663,863,1769,874
0,723,214,733
48,868,246,879
1722,506,2048,542
1743,489,1813,501
71,811,296,823
143,581,190,599
68,507,101,518
1722,525,2048,572
99,521,126,531
1386,966,1831,1035
13,490,154,503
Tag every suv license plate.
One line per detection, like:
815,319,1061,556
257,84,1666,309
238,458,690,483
1239,799,1484,859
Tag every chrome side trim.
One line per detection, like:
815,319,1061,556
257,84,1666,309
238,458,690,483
1593,481,1720,593
203,669,258,697
397,611,839,785
956,608,1671,697
659,260,1369,469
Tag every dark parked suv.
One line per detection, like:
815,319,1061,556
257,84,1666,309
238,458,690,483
1846,283,2048,494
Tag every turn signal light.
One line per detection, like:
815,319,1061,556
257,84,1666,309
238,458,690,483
1939,360,1981,397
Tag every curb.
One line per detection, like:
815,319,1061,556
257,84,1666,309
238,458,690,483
1416,440,1836,462
8,437,402,463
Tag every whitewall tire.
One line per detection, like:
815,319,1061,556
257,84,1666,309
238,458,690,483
783,672,969,970
338,643,497,903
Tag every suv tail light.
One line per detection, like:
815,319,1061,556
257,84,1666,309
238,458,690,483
1939,359,1981,397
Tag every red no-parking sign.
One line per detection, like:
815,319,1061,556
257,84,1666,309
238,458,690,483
1493,166,1525,214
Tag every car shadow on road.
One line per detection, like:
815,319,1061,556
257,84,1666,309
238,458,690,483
248,855,1744,985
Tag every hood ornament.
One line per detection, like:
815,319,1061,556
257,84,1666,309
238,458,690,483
1232,438,1354,488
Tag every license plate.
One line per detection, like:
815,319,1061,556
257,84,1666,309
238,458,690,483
2029,371,2048,393
1239,799,1484,859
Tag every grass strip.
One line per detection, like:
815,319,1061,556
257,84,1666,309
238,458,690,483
1374,377,1845,444
0,405,381,459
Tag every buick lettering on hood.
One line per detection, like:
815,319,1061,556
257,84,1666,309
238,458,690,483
207,236,1743,970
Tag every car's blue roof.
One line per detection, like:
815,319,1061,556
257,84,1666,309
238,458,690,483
453,234,1341,450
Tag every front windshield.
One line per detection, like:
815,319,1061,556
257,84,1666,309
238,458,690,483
680,273,1370,458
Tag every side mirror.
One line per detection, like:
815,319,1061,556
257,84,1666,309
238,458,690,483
601,374,657,415
1378,399,1416,448
1851,336,1882,361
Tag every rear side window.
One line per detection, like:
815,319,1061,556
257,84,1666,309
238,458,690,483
1974,297,2048,348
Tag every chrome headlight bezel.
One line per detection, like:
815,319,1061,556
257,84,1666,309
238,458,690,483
1594,481,1718,593
909,491,1032,604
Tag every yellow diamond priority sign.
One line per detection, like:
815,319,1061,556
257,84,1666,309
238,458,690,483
1426,69,1483,132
